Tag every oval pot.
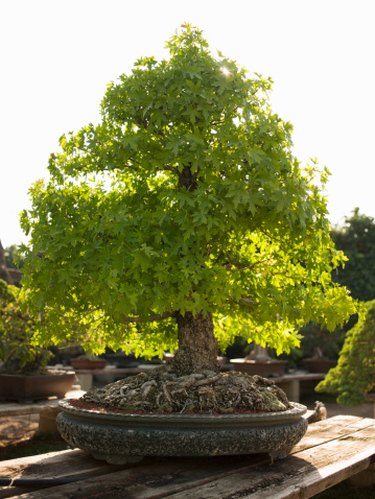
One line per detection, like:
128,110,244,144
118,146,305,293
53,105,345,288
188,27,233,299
70,359,107,370
302,358,336,373
104,354,138,368
56,400,308,464
0,371,76,402
230,358,287,377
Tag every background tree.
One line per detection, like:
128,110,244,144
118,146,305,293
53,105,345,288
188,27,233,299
331,208,375,301
287,208,375,365
20,25,356,376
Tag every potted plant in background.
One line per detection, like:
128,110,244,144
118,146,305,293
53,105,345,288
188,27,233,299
230,343,287,377
0,280,75,401
70,353,107,370
103,349,138,368
316,300,375,406
20,25,356,462
299,322,345,373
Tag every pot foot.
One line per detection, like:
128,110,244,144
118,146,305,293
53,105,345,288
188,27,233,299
269,448,290,461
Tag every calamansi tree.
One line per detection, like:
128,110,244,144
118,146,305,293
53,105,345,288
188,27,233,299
21,25,356,378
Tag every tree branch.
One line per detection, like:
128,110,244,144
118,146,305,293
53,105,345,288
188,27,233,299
226,258,268,272
228,296,259,308
123,311,176,324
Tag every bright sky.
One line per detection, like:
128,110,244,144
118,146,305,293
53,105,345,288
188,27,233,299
1,0,374,247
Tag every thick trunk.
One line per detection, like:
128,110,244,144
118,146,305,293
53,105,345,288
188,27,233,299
171,311,219,375
178,164,198,191
172,167,215,375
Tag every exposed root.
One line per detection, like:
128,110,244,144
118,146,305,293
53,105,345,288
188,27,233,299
82,367,291,415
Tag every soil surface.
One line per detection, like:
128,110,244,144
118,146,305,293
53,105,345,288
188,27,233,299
81,367,291,414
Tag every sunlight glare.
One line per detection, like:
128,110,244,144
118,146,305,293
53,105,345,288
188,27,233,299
221,66,231,77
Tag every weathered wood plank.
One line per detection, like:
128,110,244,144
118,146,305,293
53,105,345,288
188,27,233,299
0,401,60,417
166,424,375,499
0,449,132,498
10,454,270,498
0,391,84,417
252,453,373,499
292,415,374,452
0,449,123,480
12,424,375,499
1,416,374,498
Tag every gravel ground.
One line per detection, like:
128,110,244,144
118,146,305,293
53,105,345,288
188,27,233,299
0,414,39,449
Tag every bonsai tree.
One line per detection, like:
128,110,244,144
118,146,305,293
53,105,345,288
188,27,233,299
0,279,51,374
316,300,375,405
20,25,356,411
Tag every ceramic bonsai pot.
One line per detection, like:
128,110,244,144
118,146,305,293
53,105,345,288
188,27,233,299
303,358,336,373
56,400,308,464
70,358,107,370
230,358,287,377
0,370,76,402
104,353,138,368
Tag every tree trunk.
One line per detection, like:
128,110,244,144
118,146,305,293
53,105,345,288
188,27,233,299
171,311,219,375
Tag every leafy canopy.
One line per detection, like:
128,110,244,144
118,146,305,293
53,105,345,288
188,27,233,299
21,25,356,358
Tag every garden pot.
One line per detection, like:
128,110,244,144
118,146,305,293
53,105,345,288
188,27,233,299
70,359,107,370
230,358,287,377
0,370,76,402
104,353,138,368
56,400,308,464
303,358,336,373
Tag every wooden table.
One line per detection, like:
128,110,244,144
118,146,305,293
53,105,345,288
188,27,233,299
0,390,85,418
272,372,326,402
0,414,374,498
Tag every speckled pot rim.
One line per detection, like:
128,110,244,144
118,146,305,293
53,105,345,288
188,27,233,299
58,399,307,427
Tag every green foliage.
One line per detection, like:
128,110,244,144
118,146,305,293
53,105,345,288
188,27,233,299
331,208,375,301
21,25,356,359
316,300,375,405
0,279,51,374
